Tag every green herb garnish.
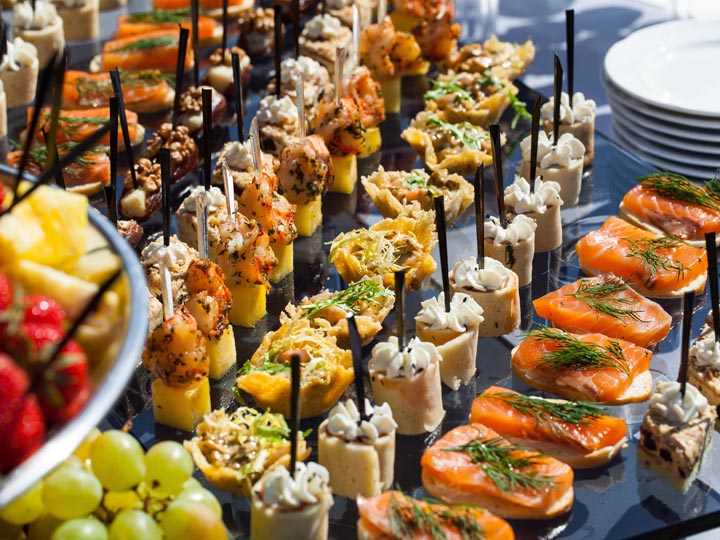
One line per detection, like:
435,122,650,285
237,359,290,376
568,277,645,322
301,278,393,318
424,76,472,103
404,170,434,195
639,172,720,212
127,8,191,23
251,411,290,441
113,36,176,52
445,435,554,492
388,492,482,540
426,117,487,151
529,326,630,375
508,91,531,129
707,169,720,198
624,235,687,280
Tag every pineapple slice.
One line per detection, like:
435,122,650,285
228,284,267,328
208,326,236,379
152,377,211,432
294,197,322,237
269,242,293,284
329,154,358,195
359,127,382,158
379,78,401,115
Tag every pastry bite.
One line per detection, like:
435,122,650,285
213,138,276,192
318,0,375,27
237,7,281,58
318,399,397,498
0,37,39,108
519,131,585,207
512,327,653,404
119,158,164,222
141,235,200,301
576,216,708,298
257,94,300,156
361,166,473,225
346,65,385,156
116,9,221,47
90,30,194,73
357,491,514,540
237,317,354,418
402,111,497,176
484,214,536,287
201,46,252,96
145,123,199,181
51,0,99,41
638,381,716,492
299,14,352,72
266,55,333,118
412,10,460,63
13,0,64,68
176,85,228,136
446,36,536,81
415,291,483,390
329,211,437,291
471,386,628,469
504,174,563,253
184,407,310,496
369,336,444,435
283,276,395,347
251,462,333,540
421,423,574,519
542,91,596,166
689,332,720,407
449,256,520,337
533,275,672,348
177,185,228,259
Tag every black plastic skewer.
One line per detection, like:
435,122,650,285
566,9,574,99
706,232,720,340
274,4,282,99
160,148,171,247
43,129,65,190
473,165,485,269
394,269,406,350
110,69,137,188
347,314,367,422
0,21,6,61
292,0,300,59
553,53,562,146
221,0,229,55
289,352,301,478
202,88,212,190
45,48,67,174
172,26,189,128
434,196,451,312
679,290,694,398
232,53,244,142
489,124,506,227
108,96,119,225
191,0,200,87
529,95,542,189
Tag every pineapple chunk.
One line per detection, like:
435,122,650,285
379,78,401,115
208,326,236,379
294,197,322,237
403,61,430,77
269,242,293,284
65,249,122,285
152,377,211,432
228,284,267,328
329,154,358,195
359,127,382,158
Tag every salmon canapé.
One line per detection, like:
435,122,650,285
357,491,514,540
512,327,652,404
153,0,247,12
471,386,628,468
63,70,175,114
533,275,672,347
97,31,194,73
421,423,574,519
116,10,220,44
620,172,720,242
575,216,707,297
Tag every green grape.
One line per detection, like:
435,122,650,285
160,501,227,540
109,510,162,540
0,482,44,525
74,428,102,462
42,468,103,519
176,487,222,518
51,518,108,540
90,431,146,491
144,441,193,496
103,490,142,514
181,477,203,491
55,455,84,471
27,513,63,540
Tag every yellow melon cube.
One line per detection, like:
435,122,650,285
329,154,358,195
152,377,211,432
295,197,322,237
228,284,267,328
359,127,382,158
208,325,236,379
379,78,401,114
269,242,293,284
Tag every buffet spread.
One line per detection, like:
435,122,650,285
0,0,719,539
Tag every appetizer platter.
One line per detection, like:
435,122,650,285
0,1,719,540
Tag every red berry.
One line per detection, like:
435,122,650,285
22,295,65,330
0,353,30,437
0,272,12,313
0,394,46,474
5,324,64,370
37,340,90,423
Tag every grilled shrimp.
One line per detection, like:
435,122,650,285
395,0,454,19
310,96,366,156
236,171,297,245
277,135,333,205
142,306,209,387
388,31,425,75
347,66,386,128
184,259,232,338
412,12,460,62
216,212,278,288
360,17,397,78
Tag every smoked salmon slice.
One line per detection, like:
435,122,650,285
421,423,574,519
619,172,720,243
116,10,220,45
154,0,246,12
533,275,672,347
575,216,707,297
63,70,175,114
470,386,627,468
511,327,652,404
27,107,143,149
95,30,194,74
357,490,515,540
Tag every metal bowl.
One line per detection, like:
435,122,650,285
0,167,148,506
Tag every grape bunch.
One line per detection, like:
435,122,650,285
0,430,228,540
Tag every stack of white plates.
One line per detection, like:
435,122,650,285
603,20,720,180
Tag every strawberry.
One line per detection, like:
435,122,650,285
36,340,90,423
0,272,14,345
22,294,65,330
0,394,46,474
4,324,64,371
0,353,29,437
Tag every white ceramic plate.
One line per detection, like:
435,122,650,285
604,20,720,117
611,112,720,155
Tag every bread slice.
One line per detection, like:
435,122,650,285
506,434,626,470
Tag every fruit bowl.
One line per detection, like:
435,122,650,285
0,166,148,506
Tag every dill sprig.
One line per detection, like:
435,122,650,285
127,8,192,23
423,76,472,103
445,436,554,492
638,172,720,212
301,278,393,318
707,169,720,198
426,117,487,151
113,36,176,53
387,492,482,540
568,277,645,322
624,236,687,280
529,326,630,375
